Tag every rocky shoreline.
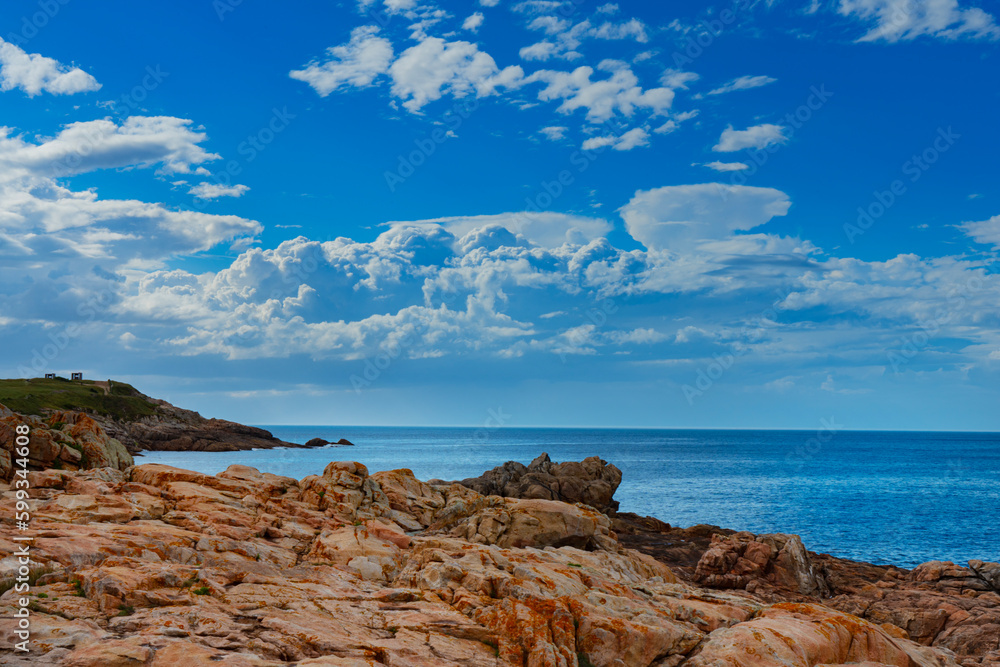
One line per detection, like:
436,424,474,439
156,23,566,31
0,385,345,462
0,403,997,666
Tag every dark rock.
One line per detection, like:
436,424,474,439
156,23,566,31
458,452,622,513
305,438,330,447
336,438,355,446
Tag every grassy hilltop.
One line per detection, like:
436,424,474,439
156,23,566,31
0,377,158,421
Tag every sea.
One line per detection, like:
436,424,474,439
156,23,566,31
137,426,1000,568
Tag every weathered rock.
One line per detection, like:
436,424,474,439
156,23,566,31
686,603,959,667
458,452,623,513
450,497,620,552
0,461,971,667
0,403,133,480
621,522,1000,667
694,531,831,597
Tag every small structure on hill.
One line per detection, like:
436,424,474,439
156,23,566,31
71,372,84,381
45,373,57,379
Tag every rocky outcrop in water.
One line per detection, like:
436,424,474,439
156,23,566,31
457,452,623,513
93,398,306,453
0,460,964,667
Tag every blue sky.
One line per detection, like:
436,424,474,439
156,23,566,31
1,0,999,429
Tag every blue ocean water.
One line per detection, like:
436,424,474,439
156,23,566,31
137,427,1000,568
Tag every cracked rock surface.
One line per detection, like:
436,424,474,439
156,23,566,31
0,460,967,667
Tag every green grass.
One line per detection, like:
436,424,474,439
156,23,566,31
116,604,135,616
0,378,158,421
192,586,211,596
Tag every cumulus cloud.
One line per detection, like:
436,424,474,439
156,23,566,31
389,37,524,112
517,15,649,62
189,183,250,200
528,64,673,122
707,75,777,96
539,125,568,140
0,116,261,304
581,127,649,151
397,211,613,248
462,12,485,31
289,26,393,96
961,214,1000,247
713,124,788,152
0,38,101,97
0,116,221,177
703,161,750,172
838,0,1000,41
620,184,792,251
590,19,649,42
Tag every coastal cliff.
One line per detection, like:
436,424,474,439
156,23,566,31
0,450,995,666
0,378,320,457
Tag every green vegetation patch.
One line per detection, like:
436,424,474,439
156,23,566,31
0,378,158,421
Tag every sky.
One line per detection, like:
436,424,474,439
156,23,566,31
0,0,998,430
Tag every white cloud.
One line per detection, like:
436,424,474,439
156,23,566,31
961,214,1000,247
707,75,777,96
289,26,393,96
528,16,571,35
591,19,649,42
389,37,524,112
653,110,698,134
0,116,221,177
620,184,792,251
480,0,499,5
596,3,619,14
189,183,250,200
660,70,699,89
581,136,615,150
0,38,101,97
838,0,1000,41
713,123,788,152
582,127,649,151
519,41,561,61
528,65,673,122
513,1,563,14
398,211,613,248
0,116,261,282
539,125,568,141
703,161,750,172
462,12,485,32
